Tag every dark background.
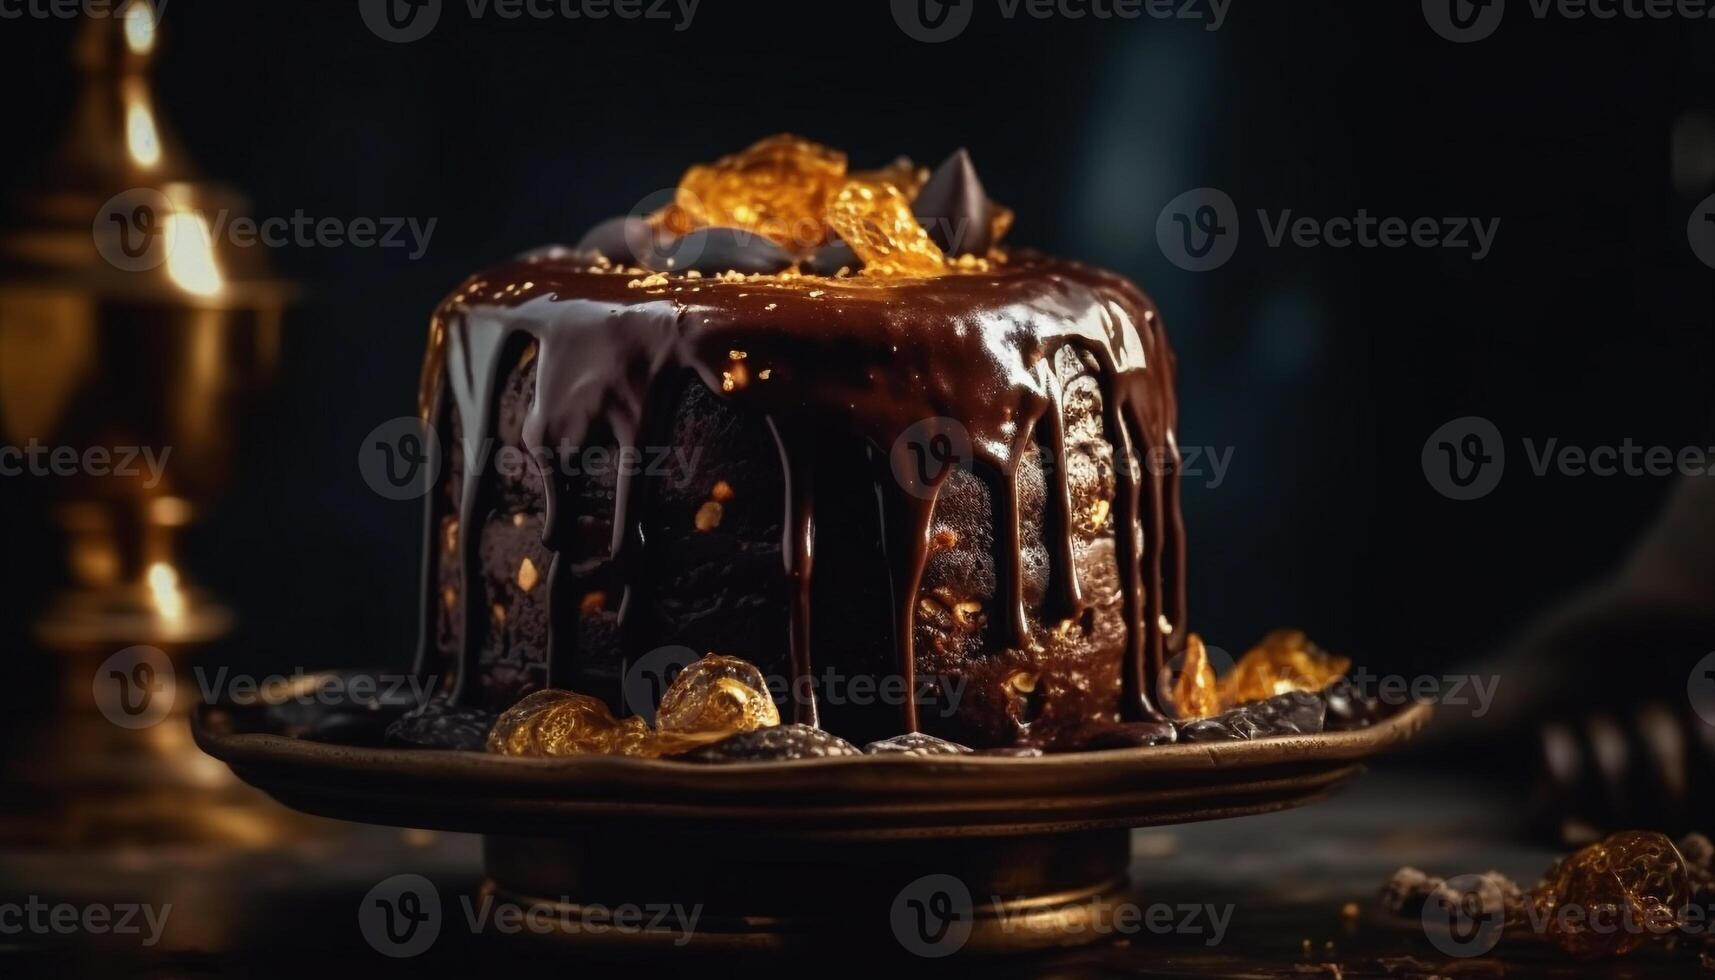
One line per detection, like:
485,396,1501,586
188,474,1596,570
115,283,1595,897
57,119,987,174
1,0,1711,701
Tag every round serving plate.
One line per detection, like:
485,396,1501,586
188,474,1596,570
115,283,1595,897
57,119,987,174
193,701,1431,953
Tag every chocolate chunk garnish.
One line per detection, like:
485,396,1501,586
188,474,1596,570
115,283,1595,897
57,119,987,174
803,240,857,276
1178,691,1327,742
1070,720,1179,751
913,148,1000,256
681,724,860,763
575,215,658,266
649,227,794,275
863,732,974,756
1324,677,1384,730
385,695,496,752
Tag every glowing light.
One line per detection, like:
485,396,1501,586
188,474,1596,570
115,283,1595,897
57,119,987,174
147,561,186,621
126,100,161,168
163,211,224,297
124,1,157,55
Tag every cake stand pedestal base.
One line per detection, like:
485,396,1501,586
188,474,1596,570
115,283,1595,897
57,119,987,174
482,827,1133,953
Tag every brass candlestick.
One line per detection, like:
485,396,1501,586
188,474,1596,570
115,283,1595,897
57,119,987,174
0,1,292,651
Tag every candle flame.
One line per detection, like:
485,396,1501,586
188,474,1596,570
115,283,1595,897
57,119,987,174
147,561,186,621
164,209,224,297
124,1,157,55
126,99,161,168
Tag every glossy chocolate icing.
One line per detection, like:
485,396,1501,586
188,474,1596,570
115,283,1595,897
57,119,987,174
414,251,1188,744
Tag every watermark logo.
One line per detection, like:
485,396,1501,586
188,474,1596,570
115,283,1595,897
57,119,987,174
1689,651,1715,727
359,0,441,42
892,0,1228,41
1689,193,1715,269
359,417,443,502
0,898,171,947
892,874,974,957
1157,188,1239,273
93,645,175,730
1422,416,1505,501
891,0,975,42
359,874,701,949
93,188,175,274
0,0,166,22
891,417,974,499
359,874,442,958
360,0,699,42
1428,0,1715,42
1423,0,1505,42
1347,669,1501,718
1421,873,1507,957
357,423,708,502
1,440,172,487
1157,191,1499,271
623,646,971,718
1423,419,1715,501
94,189,438,274
623,644,700,724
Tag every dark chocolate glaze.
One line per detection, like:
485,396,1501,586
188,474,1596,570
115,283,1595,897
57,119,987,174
414,251,1188,744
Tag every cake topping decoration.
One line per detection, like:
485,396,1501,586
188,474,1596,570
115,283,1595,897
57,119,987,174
676,134,847,250
910,148,1010,257
572,134,1011,279
825,179,947,277
1218,628,1352,708
656,654,781,735
486,653,780,758
1167,633,1222,720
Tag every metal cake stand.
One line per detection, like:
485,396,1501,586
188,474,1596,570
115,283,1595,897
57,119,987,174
192,701,1432,954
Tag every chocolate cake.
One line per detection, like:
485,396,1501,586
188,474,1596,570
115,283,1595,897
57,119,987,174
406,138,1188,751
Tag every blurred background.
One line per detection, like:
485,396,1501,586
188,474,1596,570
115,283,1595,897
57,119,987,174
0,0,1712,972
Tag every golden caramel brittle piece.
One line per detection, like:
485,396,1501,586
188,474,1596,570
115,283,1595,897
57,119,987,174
487,689,622,756
656,654,780,736
676,134,848,252
1169,633,1222,720
826,179,946,277
851,156,928,200
1531,831,1689,957
1218,628,1351,709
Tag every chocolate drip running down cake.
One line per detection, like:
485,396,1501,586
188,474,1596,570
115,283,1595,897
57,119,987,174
408,137,1189,751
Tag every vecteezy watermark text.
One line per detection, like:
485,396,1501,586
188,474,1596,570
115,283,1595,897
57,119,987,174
891,0,1228,43
359,874,702,956
0,440,171,488
1423,416,1715,500
0,898,171,948
625,645,969,724
890,416,1234,501
95,188,436,275
1346,668,1500,718
1157,189,1500,272
358,415,711,501
191,667,438,710
0,0,164,20
359,0,700,43
1425,0,1715,43
889,873,1233,957
92,650,439,730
